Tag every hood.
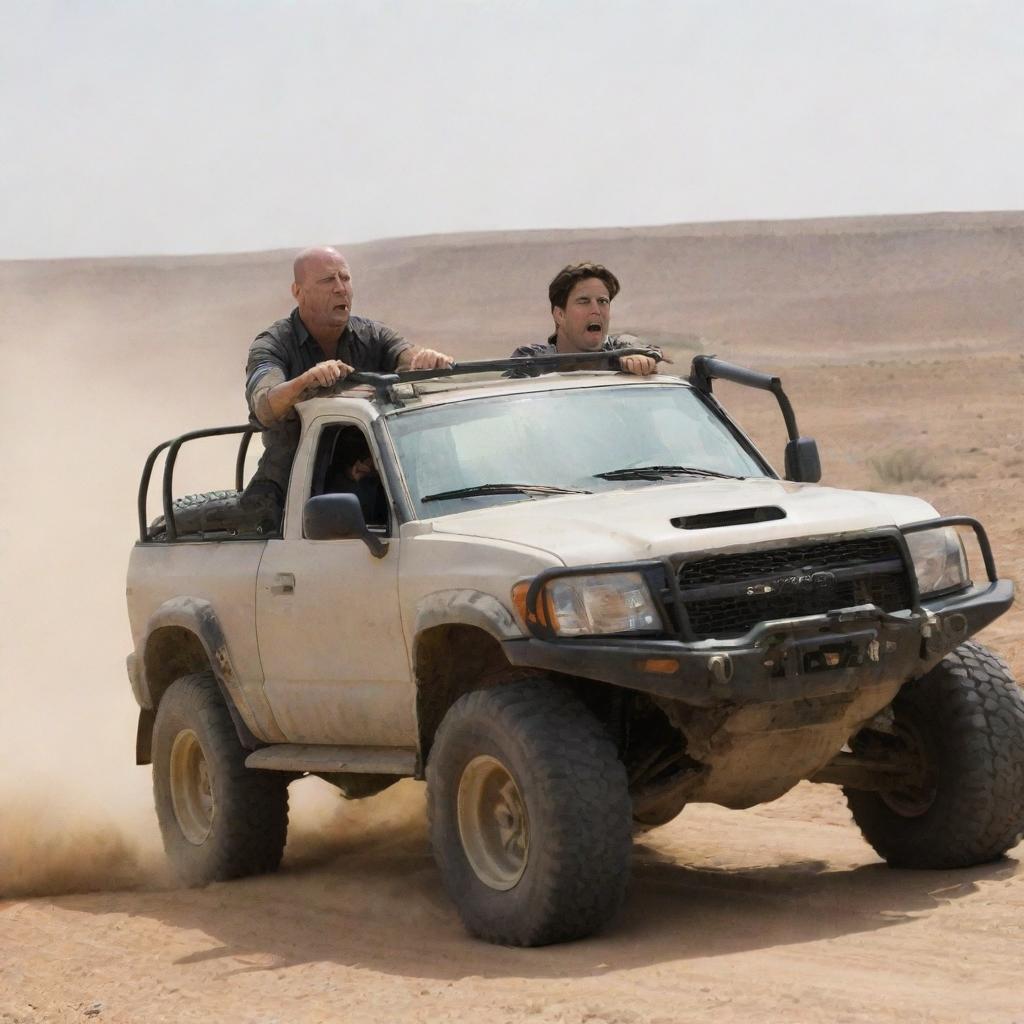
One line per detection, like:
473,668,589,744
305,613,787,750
426,477,938,565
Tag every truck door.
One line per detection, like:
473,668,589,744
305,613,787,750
254,417,416,747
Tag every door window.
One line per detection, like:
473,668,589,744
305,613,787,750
310,424,391,533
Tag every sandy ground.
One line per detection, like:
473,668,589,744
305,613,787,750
1,212,1023,1022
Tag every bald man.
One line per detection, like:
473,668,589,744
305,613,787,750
242,246,452,515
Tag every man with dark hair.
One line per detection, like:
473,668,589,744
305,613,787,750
242,246,453,516
510,262,659,375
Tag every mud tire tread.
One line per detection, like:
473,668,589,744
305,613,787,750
845,641,1024,869
152,671,289,886
427,678,632,946
172,490,239,511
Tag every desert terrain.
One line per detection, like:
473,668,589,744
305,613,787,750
1,211,1023,1023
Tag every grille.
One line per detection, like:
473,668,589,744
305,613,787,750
674,535,912,640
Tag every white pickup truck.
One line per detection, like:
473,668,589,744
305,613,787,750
126,352,1024,946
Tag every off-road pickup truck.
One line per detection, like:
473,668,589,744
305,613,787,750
126,351,1024,946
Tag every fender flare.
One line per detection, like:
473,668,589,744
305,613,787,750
137,597,284,755
412,589,523,649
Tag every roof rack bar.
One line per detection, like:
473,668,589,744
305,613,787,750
328,349,667,402
382,347,665,385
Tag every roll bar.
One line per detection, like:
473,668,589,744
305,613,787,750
137,425,258,543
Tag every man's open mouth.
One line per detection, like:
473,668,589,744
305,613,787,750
586,324,602,333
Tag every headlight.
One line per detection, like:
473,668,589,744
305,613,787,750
905,526,970,596
513,572,662,636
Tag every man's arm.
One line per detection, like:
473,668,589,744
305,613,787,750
252,351,450,426
246,322,455,427
396,346,455,371
246,332,355,427
372,321,454,373
257,359,355,424
610,334,662,377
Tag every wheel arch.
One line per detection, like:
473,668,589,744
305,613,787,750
411,590,637,767
412,590,526,764
135,597,263,764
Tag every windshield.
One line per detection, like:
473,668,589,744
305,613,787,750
387,384,770,517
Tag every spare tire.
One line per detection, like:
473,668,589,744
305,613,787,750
148,490,276,539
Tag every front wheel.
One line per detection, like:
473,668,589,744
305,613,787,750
845,642,1024,868
427,680,632,946
153,672,289,885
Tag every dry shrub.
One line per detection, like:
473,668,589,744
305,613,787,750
870,448,943,485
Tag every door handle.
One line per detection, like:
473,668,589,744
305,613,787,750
270,572,295,595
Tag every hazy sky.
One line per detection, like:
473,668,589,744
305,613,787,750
3,0,1023,259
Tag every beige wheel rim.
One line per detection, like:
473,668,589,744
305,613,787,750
457,755,529,891
169,729,214,845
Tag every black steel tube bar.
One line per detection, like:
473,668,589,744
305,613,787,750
901,516,998,583
690,355,800,441
137,440,173,543
234,427,258,493
691,355,778,393
391,348,664,383
157,425,253,543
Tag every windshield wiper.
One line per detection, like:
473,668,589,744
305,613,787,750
594,464,744,481
421,483,592,503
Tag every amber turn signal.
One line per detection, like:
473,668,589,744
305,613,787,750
511,581,531,625
512,580,552,629
639,658,678,675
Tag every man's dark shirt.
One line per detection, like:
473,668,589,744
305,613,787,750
323,470,388,527
507,333,650,377
244,308,410,495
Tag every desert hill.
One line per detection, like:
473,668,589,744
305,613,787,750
3,210,1022,373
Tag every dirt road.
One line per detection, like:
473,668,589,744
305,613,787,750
3,780,1023,1024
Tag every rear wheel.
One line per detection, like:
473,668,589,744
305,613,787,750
153,672,289,885
845,642,1024,868
427,680,632,946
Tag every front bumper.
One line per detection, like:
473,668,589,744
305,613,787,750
501,579,1014,707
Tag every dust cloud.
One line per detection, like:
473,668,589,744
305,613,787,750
0,778,428,899
0,257,425,899
0,793,164,898
283,777,429,870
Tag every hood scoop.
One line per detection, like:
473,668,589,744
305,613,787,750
672,505,786,531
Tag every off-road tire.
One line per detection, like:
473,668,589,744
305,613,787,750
172,489,239,510
153,672,289,886
427,679,632,946
148,490,278,539
845,641,1024,869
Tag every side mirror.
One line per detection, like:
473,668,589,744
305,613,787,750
785,437,821,483
303,493,389,558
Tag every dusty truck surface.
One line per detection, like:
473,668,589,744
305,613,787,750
126,351,1024,946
